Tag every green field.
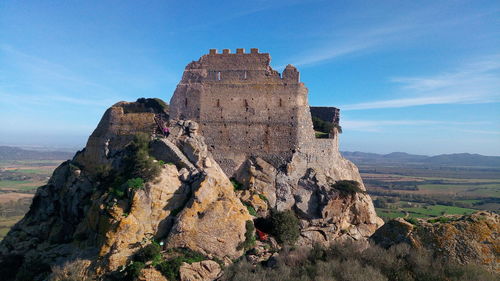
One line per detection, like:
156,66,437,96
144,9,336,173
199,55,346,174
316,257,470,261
0,180,33,188
406,205,476,217
417,183,500,197
376,204,477,220
364,165,500,221
0,215,24,240
12,168,51,174
375,209,407,219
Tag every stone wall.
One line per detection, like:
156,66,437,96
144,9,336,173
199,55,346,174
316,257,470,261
170,49,345,176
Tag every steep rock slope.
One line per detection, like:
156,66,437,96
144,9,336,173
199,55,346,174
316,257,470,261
0,99,250,280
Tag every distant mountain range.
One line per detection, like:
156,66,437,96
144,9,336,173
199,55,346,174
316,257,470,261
342,151,500,168
1,145,500,168
0,146,74,161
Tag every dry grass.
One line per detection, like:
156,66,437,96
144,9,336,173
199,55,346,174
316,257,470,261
49,259,92,281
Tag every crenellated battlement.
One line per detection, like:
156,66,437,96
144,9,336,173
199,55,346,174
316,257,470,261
208,48,262,55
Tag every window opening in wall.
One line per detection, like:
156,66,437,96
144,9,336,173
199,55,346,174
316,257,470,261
279,98,282,107
217,99,220,107
185,98,188,106
217,72,221,80
244,71,247,79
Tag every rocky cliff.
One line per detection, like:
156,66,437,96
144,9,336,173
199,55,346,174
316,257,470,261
0,99,251,280
0,98,382,280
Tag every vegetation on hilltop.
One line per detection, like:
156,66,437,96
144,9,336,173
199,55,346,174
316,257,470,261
97,133,161,199
221,241,498,281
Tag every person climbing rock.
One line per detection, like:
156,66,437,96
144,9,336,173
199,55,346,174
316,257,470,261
163,126,170,137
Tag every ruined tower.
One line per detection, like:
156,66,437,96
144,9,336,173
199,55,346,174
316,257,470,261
170,48,340,176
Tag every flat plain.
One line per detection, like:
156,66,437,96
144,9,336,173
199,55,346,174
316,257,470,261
0,159,63,240
360,165,500,221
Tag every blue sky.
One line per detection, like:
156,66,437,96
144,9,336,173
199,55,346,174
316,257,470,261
1,0,499,155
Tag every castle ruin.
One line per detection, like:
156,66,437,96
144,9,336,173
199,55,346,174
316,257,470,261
170,48,341,176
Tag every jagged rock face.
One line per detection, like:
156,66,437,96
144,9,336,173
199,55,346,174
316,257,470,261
165,166,252,260
87,164,190,273
371,212,500,272
234,155,383,245
179,260,222,281
74,99,168,172
0,100,250,279
137,267,168,281
0,160,94,262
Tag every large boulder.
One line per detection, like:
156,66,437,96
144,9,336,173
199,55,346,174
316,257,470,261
166,160,252,261
179,260,222,281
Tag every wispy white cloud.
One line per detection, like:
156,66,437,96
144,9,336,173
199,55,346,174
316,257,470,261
284,4,498,68
342,119,490,132
287,24,412,68
341,54,500,110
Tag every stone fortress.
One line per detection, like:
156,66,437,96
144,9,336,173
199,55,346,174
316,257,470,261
170,48,341,176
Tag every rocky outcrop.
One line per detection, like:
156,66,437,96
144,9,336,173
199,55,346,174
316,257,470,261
371,212,500,272
0,99,250,280
74,98,168,172
179,260,222,281
0,95,382,280
234,152,383,245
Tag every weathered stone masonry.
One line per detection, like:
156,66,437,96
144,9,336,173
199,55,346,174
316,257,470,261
170,48,340,176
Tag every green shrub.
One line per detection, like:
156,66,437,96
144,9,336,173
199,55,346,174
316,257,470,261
95,164,113,181
126,177,144,190
312,116,333,134
102,134,161,200
244,203,257,216
123,133,161,182
109,179,127,199
134,243,162,263
270,210,300,245
230,178,244,191
237,220,256,251
156,248,206,280
258,194,268,202
331,180,365,195
428,216,453,224
220,241,498,281
126,261,145,279
405,217,419,226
